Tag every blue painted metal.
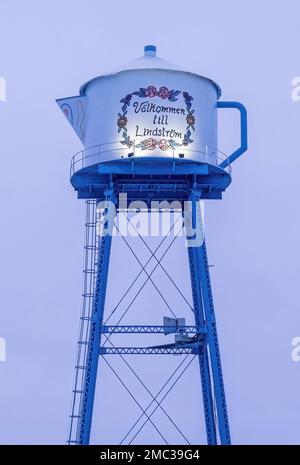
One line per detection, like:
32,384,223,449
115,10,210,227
197,239,231,444
144,44,157,54
77,189,115,445
66,191,235,444
70,157,231,202
66,192,234,444
217,101,248,169
100,325,203,334
99,347,199,355
185,190,231,444
186,192,217,445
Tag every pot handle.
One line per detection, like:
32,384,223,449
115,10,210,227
217,101,248,168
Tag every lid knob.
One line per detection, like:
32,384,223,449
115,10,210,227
144,45,157,56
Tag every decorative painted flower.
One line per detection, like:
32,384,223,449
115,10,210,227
145,85,157,98
168,139,181,149
120,94,132,105
144,138,157,150
158,139,169,151
186,114,195,126
183,91,193,101
117,115,128,129
158,86,170,99
120,133,134,147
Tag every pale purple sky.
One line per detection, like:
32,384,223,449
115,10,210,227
0,0,300,444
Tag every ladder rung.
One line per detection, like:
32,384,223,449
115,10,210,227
75,365,86,369
72,389,84,394
70,414,81,419
77,341,89,345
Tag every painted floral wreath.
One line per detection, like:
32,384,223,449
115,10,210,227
117,85,195,151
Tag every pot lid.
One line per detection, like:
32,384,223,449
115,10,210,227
80,45,221,98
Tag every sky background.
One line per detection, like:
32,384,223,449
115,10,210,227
0,0,300,445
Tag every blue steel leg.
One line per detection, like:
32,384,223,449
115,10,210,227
187,190,231,445
186,202,217,445
187,246,217,444
197,240,231,444
78,190,115,445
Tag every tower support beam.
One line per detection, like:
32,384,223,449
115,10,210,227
77,189,115,445
197,240,231,444
186,192,217,445
188,246,217,445
68,187,231,445
186,190,230,445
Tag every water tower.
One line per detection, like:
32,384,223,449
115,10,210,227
57,45,247,445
